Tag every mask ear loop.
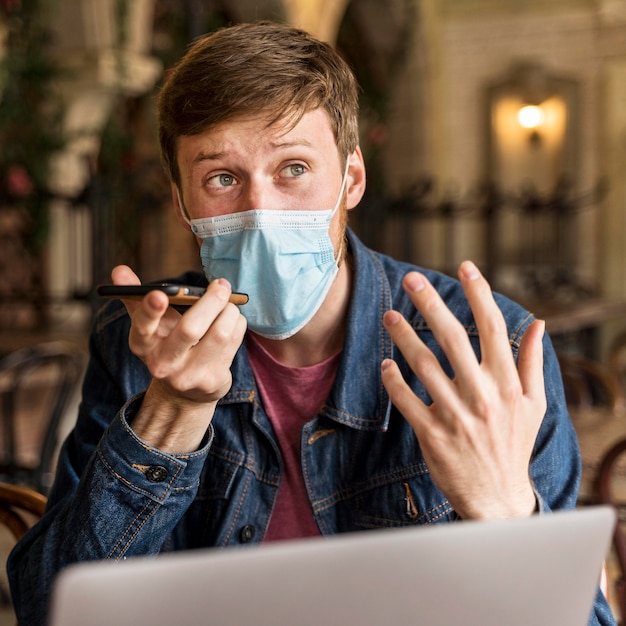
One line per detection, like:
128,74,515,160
332,155,351,265
331,156,351,218
176,188,192,225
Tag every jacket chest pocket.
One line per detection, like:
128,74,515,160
349,472,457,530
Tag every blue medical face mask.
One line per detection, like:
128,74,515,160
181,160,350,340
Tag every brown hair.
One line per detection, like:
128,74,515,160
157,21,360,186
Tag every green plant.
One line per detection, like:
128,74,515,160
0,0,65,252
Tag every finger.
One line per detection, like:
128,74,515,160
168,279,234,348
166,302,247,396
383,309,459,408
517,319,546,406
381,357,431,431
458,261,515,373
111,264,140,286
110,265,171,358
148,279,241,369
401,271,481,382
111,265,169,317
127,291,172,357
189,297,247,365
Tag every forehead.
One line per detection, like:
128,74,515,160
176,108,339,162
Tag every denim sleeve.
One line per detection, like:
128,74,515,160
6,311,212,626
532,336,616,625
530,333,582,513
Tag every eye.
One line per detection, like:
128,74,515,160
283,163,306,178
206,173,237,187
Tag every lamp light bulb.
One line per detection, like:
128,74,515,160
518,105,545,129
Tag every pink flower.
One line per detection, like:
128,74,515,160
6,165,34,197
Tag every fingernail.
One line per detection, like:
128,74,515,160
383,310,402,326
404,272,426,292
214,278,232,294
461,261,481,280
381,358,394,373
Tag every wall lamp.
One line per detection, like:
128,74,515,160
517,104,544,129
485,61,579,195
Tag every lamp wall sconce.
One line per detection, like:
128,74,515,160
485,62,579,196
480,62,598,298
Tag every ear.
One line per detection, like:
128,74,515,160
345,146,366,210
172,183,192,231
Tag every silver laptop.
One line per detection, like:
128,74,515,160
48,506,616,626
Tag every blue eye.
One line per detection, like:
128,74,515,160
206,173,237,188
217,174,235,186
286,164,305,177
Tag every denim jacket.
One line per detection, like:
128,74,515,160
8,229,615,625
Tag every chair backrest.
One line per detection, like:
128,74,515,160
0,482,47,623
557,352,625,414
594,438,626,623
608,330,626,396
0,341,85,494
0,481,47,541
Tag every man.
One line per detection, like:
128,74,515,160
8,21,615,625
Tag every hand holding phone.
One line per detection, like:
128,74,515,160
97,284,248,306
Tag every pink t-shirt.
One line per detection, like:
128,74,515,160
246,334,341,542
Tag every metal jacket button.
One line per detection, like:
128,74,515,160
144,465,168,483
239,525,256,543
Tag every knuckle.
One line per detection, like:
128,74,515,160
481,312,507,336
499,375,522,402
438,327,467,356
420,293,442,316
149,362,172,381
128,338,149,359
473,379,520,420
176,318,204,344
211,323,233,346
129,323,152,343
472,395,497,421
201,369,232,396
412,353,440,381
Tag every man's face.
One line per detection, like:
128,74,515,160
174,108,364,253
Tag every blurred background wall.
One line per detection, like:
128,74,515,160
1,0,626,357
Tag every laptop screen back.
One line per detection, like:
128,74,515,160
48,505,616,626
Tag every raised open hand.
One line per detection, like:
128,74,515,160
381,261,546,520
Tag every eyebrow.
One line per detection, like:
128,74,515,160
190,138,317,167
269,138,315,150
192,151,225,166
193,137,314,163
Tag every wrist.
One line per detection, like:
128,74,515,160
459,484,537,521
131,382,217,454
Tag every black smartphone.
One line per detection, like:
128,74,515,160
97,284,248,306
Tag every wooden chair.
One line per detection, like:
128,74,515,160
0,341,85,494
0,481,46,541
557,353,626,414
594,439,626,623
608,331,626,398
0,481,47,616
